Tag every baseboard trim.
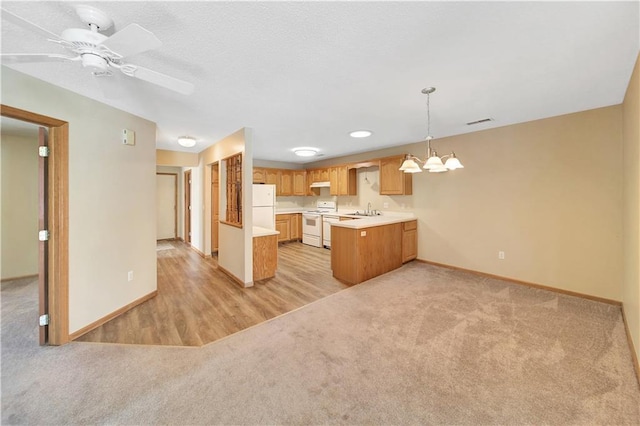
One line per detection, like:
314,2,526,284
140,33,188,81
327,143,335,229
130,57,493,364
189,245,211,258
621,305,640,387
69,290,158,341
1,274,38,283
218,264,253,288
416,259,621,306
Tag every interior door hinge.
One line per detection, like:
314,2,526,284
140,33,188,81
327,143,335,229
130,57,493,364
38,230,49,241
39,314,49,326
38,146,50,157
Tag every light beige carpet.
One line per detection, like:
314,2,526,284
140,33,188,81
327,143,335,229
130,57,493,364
2,262,639,424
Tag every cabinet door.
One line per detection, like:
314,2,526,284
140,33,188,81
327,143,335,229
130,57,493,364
320,168,329,182
276,217,291,242
280,170,293,196
402,221,418,263
329,167,339,196
253,168,266,184
265,168,279,194
380,156,412,195
337,165,357,196
290,214,300,240
293,171,306,196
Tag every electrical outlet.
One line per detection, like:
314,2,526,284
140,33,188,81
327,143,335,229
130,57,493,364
498,251,505,260
383,202,389,209
128,271,134,281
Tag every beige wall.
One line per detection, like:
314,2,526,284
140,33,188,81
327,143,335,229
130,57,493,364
306,106,624,301
199,128,254,285
2,66,158,334
1,133,39,280
157,149,198,167
622,52,640,364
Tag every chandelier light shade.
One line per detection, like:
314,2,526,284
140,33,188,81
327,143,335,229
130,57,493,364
178,136,196,148
399,155,423,173
399,87,464,174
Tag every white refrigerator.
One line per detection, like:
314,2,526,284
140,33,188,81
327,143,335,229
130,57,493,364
252,184,276,229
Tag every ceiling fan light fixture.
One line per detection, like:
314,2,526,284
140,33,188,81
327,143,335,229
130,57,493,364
178,136,196,148
349,130,372,138
293,147,318,157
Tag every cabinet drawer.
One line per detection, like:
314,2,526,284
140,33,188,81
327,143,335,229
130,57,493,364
403,220,417,231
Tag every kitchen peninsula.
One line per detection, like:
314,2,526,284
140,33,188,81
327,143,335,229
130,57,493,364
331,216,417,284
253,226,279,281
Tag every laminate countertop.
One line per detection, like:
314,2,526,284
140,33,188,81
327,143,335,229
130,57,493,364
253,226,280,237
332,215,416,230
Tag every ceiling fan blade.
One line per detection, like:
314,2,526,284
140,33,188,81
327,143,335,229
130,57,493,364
100,23,162,58
1,8,62,41
1,53,79,64
125,65,194,95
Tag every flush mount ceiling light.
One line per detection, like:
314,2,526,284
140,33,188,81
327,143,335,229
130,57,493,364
349,130,372,138
293,147,318,157
177,136,196,148
399,87,464,174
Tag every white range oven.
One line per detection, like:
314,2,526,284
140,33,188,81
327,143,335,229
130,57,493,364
302,201,336,248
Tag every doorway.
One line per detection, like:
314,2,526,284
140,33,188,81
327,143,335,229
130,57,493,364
184,169,192,244
1,104,69,345
156,173,177,240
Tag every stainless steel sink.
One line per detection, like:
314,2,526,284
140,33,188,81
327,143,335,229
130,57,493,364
345,211,379,217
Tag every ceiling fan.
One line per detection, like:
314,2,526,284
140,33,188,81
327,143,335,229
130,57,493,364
1,5,195,95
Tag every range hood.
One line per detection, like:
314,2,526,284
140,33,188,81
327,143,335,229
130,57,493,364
309,181,331,188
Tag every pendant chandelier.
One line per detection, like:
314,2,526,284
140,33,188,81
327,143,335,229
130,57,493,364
399,87,464,173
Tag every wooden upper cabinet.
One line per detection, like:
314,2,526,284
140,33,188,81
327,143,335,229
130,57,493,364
293,170,306,196
330,165,357,196
319,168,329,182
265,168,279,192
379,155,413,195
339,165,357,196
329,167,339,195
279,169,293,196
253,167,266,184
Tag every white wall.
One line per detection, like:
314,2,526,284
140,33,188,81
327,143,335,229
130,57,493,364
2,66,157,334
1,132,39,280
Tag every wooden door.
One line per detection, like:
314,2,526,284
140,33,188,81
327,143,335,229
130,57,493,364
211,164,219,253
156,173,177,240
38,127,49,345
329,167,339,195
184,170,192,244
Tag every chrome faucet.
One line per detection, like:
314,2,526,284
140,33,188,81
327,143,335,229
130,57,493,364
367,202,372,216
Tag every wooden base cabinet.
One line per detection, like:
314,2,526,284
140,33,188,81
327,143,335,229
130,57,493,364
331,223,403,285
253,234,278,281
402,220,417,263
275,213,302,242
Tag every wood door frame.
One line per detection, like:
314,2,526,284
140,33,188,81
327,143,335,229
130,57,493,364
38,127,49,345
2,104,69,345
184,169,192,244
156,172,178,240
211,163,219,253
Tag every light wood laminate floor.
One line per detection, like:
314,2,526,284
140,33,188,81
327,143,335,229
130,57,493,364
75,240,350,346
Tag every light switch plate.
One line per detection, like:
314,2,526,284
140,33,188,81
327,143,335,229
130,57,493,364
122,129,136,146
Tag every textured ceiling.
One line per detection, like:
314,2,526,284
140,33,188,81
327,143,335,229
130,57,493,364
1,1,638,163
